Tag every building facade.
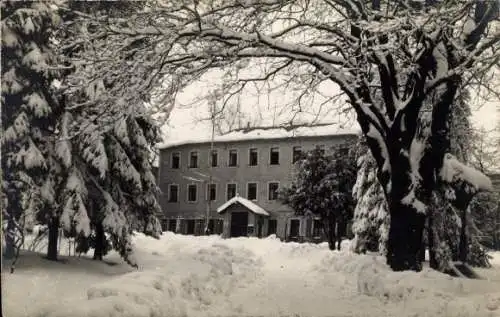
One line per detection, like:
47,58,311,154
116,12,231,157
157,127,358,241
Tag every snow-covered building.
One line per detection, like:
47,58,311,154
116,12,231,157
157,124,359,241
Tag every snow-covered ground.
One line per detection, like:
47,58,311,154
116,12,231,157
3,233,500,317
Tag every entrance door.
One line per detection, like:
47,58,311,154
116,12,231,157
289,219,300,241
230,212,249,237
186,220,195,235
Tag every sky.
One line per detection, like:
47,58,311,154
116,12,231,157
159,81,499,147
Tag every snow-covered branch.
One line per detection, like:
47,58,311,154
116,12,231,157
440,153,493,193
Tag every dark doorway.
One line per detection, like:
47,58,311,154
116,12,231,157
186,220,195,235
168,219,177,232
268,219,277,236
289,219,300,240
257,216,264,238
208,219,215,233
230,212,249,237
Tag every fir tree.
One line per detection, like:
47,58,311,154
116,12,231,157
1,1,62,262
54,2,162,265
351,139,389,255
2,1,162,266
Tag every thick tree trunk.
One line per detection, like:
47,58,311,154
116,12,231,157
387,201,426,271
46,216,59,261
323,215,336,251
93,222,104,261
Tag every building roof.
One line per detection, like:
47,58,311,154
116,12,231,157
216,195,270,216
158,124,360,149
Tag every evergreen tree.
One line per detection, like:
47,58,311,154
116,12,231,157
1,1,63,262
281,143,357,250
428,90,491,269
351,139,389,255
469,191,500,252
2,1,162,266
55,2,162,265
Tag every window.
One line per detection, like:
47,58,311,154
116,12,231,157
247,182,257,201
187,184,197,202
292,146,302,163
168,184,179,202
268,182,279,200
227,183,237,200
210,150,218,167
270,147,280,165
168,219,177,232
268,219,277,236
189,151,198,168
249,148,258,166
171,152,180,169
207,183,217,201
209,219,224,235
194,219,205,235
228,149,238,167
313,218,322,238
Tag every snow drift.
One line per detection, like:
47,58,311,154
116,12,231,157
4,232,500,317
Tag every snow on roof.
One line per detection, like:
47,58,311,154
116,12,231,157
217,195,270,216
158,124,361,149
440,153,493,191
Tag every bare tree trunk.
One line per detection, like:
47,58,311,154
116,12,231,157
46,216,59,261
323,215,336,251
387,200,426,271
93,222,104,261
3,217,16,261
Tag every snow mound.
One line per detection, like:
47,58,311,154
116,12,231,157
315,252,500,316
44,243,263,317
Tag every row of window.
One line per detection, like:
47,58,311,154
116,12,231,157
170,145,314,169
162,217,324,239
163,218,279,236
167,181,280,203
286,218,325,240
162,218,225,235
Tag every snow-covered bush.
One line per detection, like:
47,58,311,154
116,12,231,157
280,142,357,250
